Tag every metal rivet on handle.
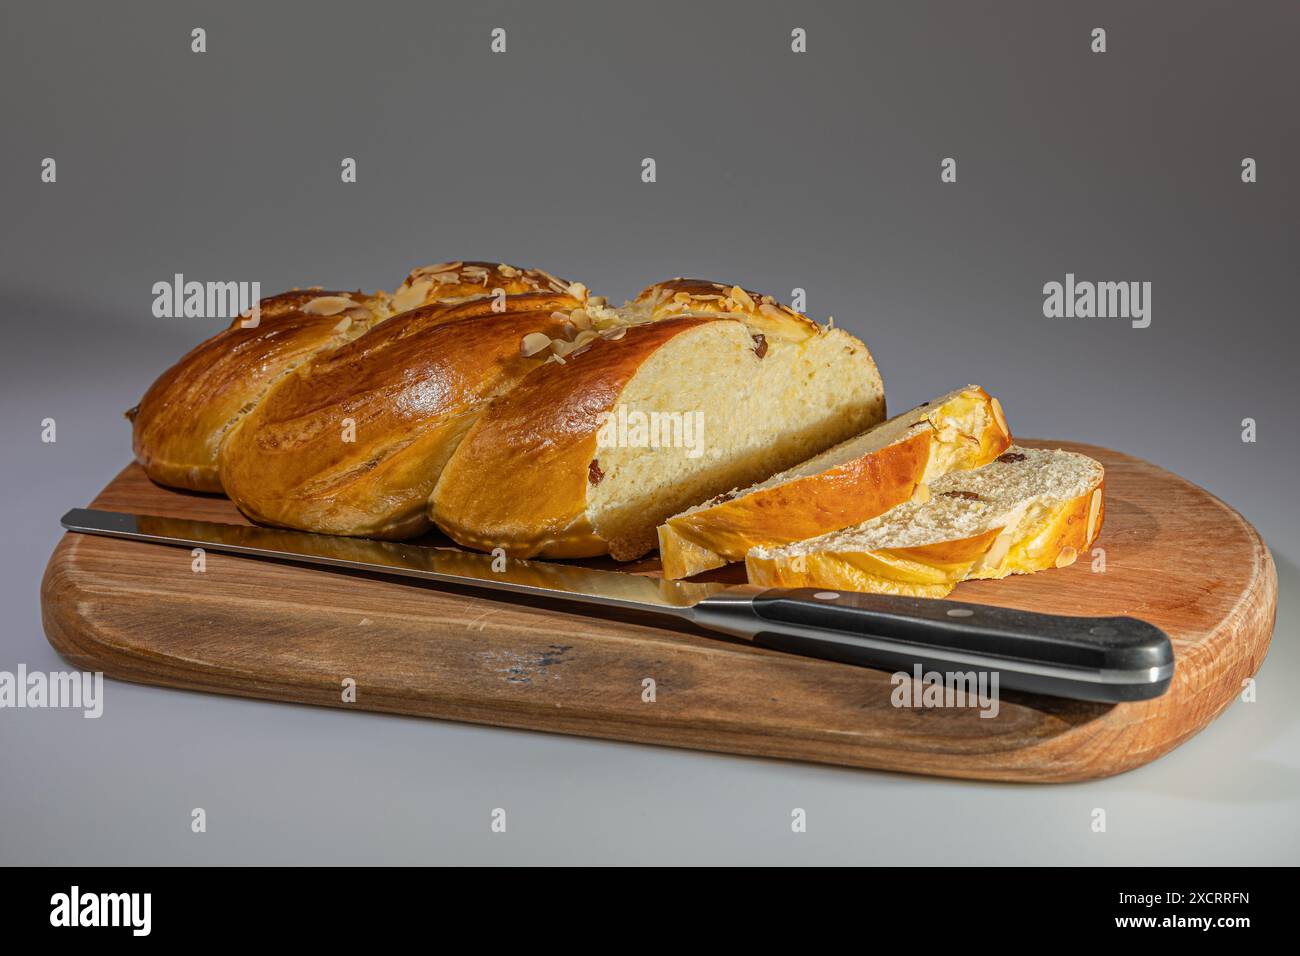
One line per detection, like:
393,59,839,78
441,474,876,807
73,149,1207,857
946,608,974,618
813,591,840,601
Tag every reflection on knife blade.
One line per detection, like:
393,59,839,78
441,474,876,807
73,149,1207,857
64,509,728,613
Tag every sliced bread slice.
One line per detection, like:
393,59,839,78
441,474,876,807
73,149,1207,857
430,294,886,560
745,446,1104,598
656,386,1011,579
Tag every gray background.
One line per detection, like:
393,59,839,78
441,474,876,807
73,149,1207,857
1,0,1296,864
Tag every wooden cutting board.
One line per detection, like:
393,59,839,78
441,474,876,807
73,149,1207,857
40,440,1275,782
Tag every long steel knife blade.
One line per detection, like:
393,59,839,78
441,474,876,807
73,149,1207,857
58,507,1175,702
59,508,724,614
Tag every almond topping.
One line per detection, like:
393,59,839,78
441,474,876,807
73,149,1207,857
414,261,462,276
566,281,589,301
520,332,553,357
730,286,756,310
981,530,1013,570
391,281,433,312
302,295,356,316
990,397,1010,438
911,483,931,504
332,316,353,333
1086,488,1103,543
600,326,627,341
497,263,520,277
1055,546,1079,569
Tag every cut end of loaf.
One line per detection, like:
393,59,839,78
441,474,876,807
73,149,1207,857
584,319,885,560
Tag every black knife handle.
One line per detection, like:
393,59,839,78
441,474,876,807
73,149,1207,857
690,588,1174,703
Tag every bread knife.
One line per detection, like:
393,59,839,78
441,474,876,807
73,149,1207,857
59,508,1174,703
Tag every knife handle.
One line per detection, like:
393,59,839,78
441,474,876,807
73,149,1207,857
690,587,1174,703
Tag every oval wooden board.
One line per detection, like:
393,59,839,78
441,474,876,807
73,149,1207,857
40,441,1275,782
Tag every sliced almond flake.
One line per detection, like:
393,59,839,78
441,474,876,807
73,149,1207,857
545,352,566,365
520,332,553,357
432,271,461,285
1055,546,1079,569
980,529,1014,570
566,281,589,300
600,325,627,340
934,421,960,444
332,316,353,333
411,261,463,278
344,305,372,322
302,295,357,316
391,281,433,312
759,304,788,322
730,286,756,310
1086,489,1103,542
497,263,520,277
534,270,567,288
990,397,1009,438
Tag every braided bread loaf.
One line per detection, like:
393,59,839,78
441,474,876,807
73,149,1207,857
131,267,885,560
127,261,570,492
430,280,885,559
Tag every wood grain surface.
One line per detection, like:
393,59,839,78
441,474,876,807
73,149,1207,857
39,441,1276,782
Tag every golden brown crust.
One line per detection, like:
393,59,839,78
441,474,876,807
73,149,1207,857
430,317,715,558
658,387,1012,579
129,261,575,494
635,278,821,340
218,292,582,538
129,289,389,492
391,261,577,313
